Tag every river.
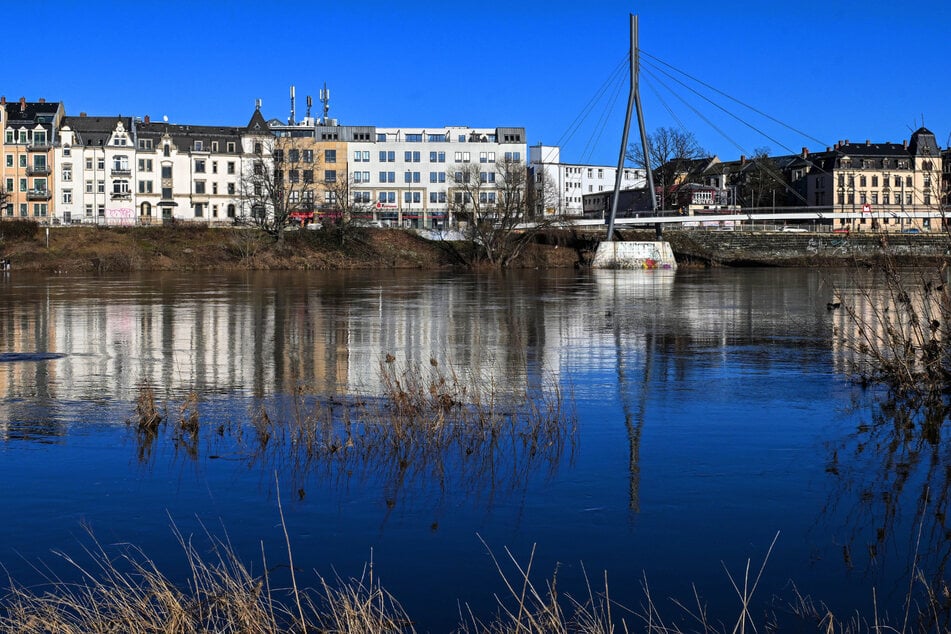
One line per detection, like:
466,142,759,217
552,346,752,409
0,267,942,630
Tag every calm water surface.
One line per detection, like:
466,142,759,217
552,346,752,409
0,268,939,629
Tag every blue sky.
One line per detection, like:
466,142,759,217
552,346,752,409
14,1,951,165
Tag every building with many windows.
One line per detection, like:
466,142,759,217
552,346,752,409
529,144,645,217
1,97,64,221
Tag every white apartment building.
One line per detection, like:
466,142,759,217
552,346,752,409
271,119,527,228
53,111,268,225
529,144,645,216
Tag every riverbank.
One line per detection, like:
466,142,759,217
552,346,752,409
0,223,581,273
2,222,948,272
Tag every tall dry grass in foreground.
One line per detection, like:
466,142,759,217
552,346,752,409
2,527,947,633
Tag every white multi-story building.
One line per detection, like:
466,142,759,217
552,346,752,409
529,144,645,216
271,118,527,228
54,110,269,225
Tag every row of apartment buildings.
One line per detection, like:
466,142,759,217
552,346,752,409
1,96,548,228
581,127,948,232
2,92,948,232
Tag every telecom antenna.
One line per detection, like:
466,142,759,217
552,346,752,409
306,95,312,120
289,85,296,125
320,83,330,124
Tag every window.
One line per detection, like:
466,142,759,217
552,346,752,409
97,180,105,193
227,142,236,152
194,140,204,151
325,149,337,163
428,134,447,142
211,141,218,152
303,149,313,163
429,171,446,183
97,157,105,170
33,203,47,217
138,180,154,193
253,142,262,155
324,169,337,183
404,151,421,162
85,204,93,217
303,170,313,183
353,191,371,203
62,190,72,204
113,179,130,194
227,204,236,218
163,144,171,157
289,169,300,183
85,179,93,193
4,154,11,167
4,178,12,192
162,187,172,199
288,149,300,163
406,133,422,142
212,161,217,174
62,164,72,181
872,176,878,187
227,183,235,195
194,181,206,194
161,165,173,178
377,133,387,142
19,203,27,217
139,139,153,150
138,158,153,172
194,203,204,217
195,159,206,173
19,155,27,168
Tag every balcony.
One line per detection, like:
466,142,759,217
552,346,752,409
26,165,51,176
110,191,132,200
26,142,52,152
111,168,132,177
27,189,51,201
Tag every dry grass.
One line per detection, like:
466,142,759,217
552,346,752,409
237,355,577,505
4,526,947,633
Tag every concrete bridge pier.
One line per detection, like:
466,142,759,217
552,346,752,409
591,241,677,270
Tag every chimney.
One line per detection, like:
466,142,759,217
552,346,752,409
19,97,26,112
144,114,150,124
1,96,6,105
865,139,871,146
801,146,809,158
740,155,746,165
38,98,45,104
844,139,849,145
826,147,832,152
903,140,908,149
80,112,87,117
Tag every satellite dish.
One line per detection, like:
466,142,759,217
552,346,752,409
162,115,168,122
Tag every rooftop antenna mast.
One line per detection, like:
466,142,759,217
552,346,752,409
289,85,296,125
320,83,330,124
607,14,657,241
306,95,312,120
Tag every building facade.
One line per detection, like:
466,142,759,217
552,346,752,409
529,144,645,217
1,97,64,221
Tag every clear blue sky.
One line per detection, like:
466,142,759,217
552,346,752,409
13,1,951,165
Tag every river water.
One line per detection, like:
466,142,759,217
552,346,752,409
0,267,943,630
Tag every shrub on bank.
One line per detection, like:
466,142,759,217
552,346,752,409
0,220,38,241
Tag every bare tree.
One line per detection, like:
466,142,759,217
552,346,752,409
323,172,375,243
626,126,707,210
737,147,785,208
527,165,561,217
236,139,320,243
449,156,564,267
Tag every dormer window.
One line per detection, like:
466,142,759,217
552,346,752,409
194,140,203,151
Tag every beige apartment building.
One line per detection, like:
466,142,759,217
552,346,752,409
1,97,64,221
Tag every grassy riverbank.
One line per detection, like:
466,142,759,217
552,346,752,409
0,222,583,273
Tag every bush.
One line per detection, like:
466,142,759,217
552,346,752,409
0,220,38,241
